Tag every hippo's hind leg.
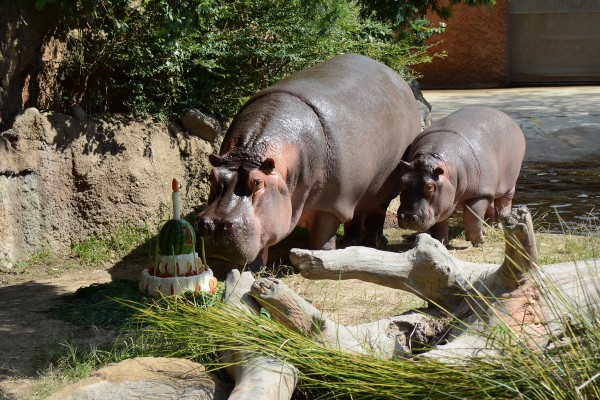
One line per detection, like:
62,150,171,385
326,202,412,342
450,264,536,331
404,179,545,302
484,203,497,222
485,187,515,223
463,197,491,245
494,187,516,219
307,211,340,250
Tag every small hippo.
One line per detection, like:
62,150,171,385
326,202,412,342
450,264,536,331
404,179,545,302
397,106,526,245
196,53,422,269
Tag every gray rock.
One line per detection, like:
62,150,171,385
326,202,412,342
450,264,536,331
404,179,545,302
409,79,431,111
181,108,221,142
71,104,88,121
47,357,230,400
417,100,432,130
408,80,432,130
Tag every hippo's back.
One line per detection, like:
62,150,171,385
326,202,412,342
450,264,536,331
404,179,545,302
411,106,525,197
433,106,525,167
250,54,422,220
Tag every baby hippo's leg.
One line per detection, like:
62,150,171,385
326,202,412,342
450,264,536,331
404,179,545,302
429,219,449,245
307,211,340,250
484,203,496,222
463,197,491,245
494,187,516,218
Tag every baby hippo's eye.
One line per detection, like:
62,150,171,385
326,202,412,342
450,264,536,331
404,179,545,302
425,183,435,194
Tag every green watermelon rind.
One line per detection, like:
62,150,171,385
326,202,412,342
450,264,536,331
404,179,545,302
158,219,196,255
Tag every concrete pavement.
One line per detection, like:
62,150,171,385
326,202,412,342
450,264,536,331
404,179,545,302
422,86,600,163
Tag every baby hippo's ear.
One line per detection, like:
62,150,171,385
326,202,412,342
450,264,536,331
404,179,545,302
399,160,413,171
209,154,224,167
260,158,276,174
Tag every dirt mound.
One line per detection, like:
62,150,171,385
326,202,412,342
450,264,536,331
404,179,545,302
0,108,217,262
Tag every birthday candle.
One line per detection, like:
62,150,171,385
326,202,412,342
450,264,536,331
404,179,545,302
172,178,180,220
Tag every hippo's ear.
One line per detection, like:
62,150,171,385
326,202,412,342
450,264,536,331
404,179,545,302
399,160,413,171
208,154,223,167
260,158,276,174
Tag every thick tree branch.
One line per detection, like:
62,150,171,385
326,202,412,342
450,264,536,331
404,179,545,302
221,270,298,400
225,208,600,365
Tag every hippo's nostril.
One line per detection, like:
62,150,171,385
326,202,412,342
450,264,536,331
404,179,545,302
399,212,412,220
223,221,233,230
399,212,418,223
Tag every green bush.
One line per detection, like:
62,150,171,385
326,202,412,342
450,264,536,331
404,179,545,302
41,0,433,120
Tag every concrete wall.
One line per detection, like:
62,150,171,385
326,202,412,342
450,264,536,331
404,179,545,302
413,0,509,89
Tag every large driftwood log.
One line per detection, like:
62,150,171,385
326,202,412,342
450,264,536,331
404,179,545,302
221,269,298,400
250,208,600,360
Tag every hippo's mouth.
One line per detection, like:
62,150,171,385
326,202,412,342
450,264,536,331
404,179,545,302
397,210,436,232
199,233,262,266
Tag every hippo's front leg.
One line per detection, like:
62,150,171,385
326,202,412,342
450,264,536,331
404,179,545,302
463,197,491,245
307,212,340,250
247,248,269,273
429,220,449,245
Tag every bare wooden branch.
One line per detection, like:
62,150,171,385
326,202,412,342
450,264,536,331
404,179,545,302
222,270,298,400
289,234,502,312
279,208,599,360
251,277,450,358
224,207,600,367
498,206,538,290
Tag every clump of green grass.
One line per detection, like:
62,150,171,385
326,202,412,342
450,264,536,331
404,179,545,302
46,277,225,328
72,236,112,265
129,274,600,399
0,247,75,276
72,221,152,265
110,221,153,256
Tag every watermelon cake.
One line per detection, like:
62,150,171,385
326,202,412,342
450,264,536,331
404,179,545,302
139,179,217,298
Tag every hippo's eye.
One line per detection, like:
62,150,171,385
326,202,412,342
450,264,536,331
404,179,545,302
252,178,264,191
425,183,435,194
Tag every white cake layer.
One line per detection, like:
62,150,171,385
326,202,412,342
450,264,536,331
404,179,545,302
139,268,217,298
154,252,199,276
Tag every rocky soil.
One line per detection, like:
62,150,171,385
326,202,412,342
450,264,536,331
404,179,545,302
1,108,217,262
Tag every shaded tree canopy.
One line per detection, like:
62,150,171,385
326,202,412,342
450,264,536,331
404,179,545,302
358,0,496,41
30,0,493,120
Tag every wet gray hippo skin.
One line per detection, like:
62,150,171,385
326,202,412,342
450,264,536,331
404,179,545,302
196,53,422,270
397,106,526,245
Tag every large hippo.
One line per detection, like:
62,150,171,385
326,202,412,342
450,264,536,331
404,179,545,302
397,106,526,245
196,53,422,269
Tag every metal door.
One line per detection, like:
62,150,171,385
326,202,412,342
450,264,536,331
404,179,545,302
509,0,600,83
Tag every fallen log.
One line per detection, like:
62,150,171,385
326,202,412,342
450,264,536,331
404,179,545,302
221,269,298,400
249,207,600,360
